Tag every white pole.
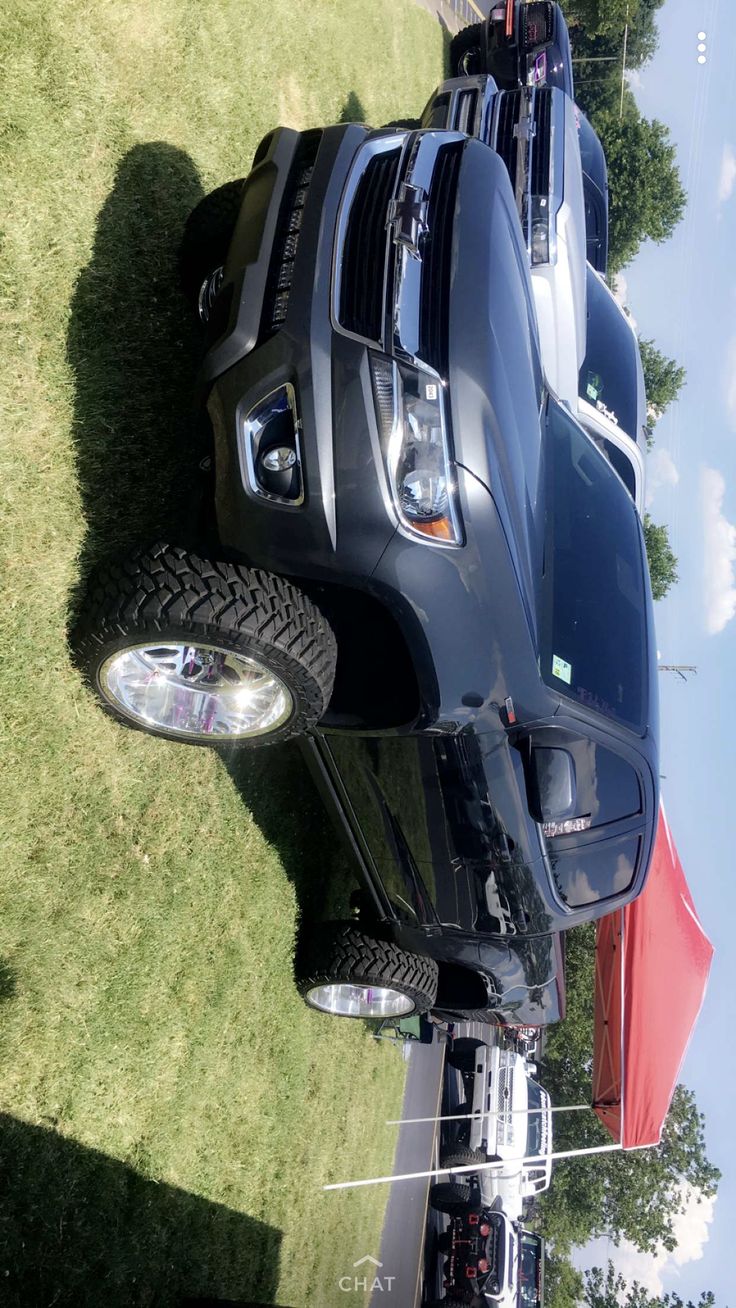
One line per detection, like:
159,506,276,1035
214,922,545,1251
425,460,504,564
323,1141,630,1192
386,1104,592,1127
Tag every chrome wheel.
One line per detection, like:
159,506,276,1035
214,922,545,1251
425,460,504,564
99,640,293,741
305,982,415,1019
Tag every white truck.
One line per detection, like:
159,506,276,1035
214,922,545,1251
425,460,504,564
443,1038,553,1221
420,75,588,412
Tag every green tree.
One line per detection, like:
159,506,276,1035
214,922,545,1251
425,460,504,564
643,514,679,601
638,338,686,444
545,1249,585,1308
584,1260,717,1308
595,101,686,273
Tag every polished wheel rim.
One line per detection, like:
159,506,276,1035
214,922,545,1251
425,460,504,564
100,640,293,740
305,982,414,1019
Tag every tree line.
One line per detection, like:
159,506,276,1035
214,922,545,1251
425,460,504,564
559,0,683,601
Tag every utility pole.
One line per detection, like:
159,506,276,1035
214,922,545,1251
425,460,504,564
619,4,630,119
658,665,697,682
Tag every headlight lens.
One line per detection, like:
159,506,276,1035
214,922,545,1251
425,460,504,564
528,195,553,265
370,354,463,545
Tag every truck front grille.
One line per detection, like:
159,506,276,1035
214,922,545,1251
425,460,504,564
418,141,463,375
521,2,554,48
493,89,522,179
338,147,401,341
261,130,322,338
531,89,552,192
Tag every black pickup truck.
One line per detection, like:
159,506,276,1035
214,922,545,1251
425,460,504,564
75,123,659,1028
450,2,574,95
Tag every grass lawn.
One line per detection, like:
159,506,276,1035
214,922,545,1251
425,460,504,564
0,2,446,1303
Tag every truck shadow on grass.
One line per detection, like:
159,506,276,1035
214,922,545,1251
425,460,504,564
0,1113,283,1308
66,141,207,600
67,139,366,942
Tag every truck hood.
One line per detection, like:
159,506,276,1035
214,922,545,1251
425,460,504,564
448,142,545,606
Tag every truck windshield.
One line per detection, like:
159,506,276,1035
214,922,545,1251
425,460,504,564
538,399,649,733
579,268,644,443
526,1080,546,1157
518,1232,543,1307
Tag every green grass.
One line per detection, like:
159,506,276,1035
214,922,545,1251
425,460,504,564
0,2,446,1303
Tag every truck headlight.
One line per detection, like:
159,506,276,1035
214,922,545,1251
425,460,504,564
370,354,463,545
528,195,554,266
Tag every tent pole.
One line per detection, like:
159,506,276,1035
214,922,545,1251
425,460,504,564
386,1104,592,1126
323,1142,633,1192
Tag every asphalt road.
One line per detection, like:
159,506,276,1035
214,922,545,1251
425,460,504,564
369,1037,445,1308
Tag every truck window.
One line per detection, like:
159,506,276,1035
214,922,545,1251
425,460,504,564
518,1232,544,1308
526,1080,546,1157
578,270,639,440
539,401,649,732
549,832,641,907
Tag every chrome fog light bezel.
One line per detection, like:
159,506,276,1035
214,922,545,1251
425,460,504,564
239,383,304,506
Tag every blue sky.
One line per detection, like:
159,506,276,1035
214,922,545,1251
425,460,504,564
584,0,735,1299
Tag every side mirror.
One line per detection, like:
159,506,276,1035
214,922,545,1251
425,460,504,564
527,747,576,823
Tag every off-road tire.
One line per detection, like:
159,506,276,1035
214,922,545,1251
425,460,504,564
429,1180,473,1214
297,922,439,1017
179,179,245,306
447,1037,484,1074
449,21,484,76
441,1144,491,1171
73,543,337,747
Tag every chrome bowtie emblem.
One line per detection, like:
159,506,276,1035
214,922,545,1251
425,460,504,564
387,182,429,260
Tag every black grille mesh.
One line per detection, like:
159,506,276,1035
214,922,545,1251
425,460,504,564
418,141,463,376
531,89,552,193
521,1,554,49
338,148,401,341
261,129,322,338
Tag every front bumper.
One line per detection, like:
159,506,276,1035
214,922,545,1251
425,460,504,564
204,124,474,588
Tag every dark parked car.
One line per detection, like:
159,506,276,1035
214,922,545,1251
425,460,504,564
74,122,659,1029
450,2,574,96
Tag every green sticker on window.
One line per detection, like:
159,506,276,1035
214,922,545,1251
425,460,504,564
552,655,572,684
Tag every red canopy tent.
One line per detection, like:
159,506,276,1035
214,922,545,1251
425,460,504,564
593,804,714,1149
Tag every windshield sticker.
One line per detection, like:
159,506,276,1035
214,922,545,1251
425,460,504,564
552,655,572,684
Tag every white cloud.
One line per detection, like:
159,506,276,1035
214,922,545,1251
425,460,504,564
718,144,736,204
646,448,679,508
702,467,736,635
579,1189,716,1297
625,68,643,90
725,337,736,429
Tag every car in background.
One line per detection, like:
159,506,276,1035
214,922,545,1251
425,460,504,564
421,75,588,409
450,1,574,97
578,265,648,512
441,1038,553,1220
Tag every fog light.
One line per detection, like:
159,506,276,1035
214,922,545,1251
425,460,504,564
240,384,304,506
262,447,296,472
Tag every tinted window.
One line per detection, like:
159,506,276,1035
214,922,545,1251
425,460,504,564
599,436,637,498
549,833,641,907
579,268,641,440
518,1233,543,1308
526,1080,545,1156
539,402,649,731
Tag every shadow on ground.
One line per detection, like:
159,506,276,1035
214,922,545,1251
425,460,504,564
66,140,364,933
339,91,367,123
0,1114,286,1308
67,141,207,596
